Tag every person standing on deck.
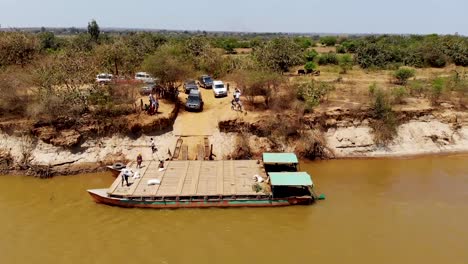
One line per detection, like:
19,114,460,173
121,169,131,187
136,153,143,169
150,138,157,153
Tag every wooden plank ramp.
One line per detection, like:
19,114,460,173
181,144,189,160
172,138,183,160
197,144,205,161
204,137,210,160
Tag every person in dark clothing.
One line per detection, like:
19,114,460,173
136,153,143,169
121,169,131,187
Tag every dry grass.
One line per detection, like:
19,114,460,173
314,46,336,54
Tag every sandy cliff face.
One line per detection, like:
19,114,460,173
325,109,468,157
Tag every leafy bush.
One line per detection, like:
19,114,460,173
355,42,391,68
320,36,337,46
253,37,304,72
408,80,427,96
369,86,398,145
297,80,335,110
391,86,408,104
421,44,447,68
336,45,346,54
393,67,415,85
338,54,353,73
305,49,318,62
294,37,313,49
430,78,445,104
317,52,339,65
304,61,317,71
341,40,358,53
368,82,377,95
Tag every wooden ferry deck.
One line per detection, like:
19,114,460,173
108,160,270,198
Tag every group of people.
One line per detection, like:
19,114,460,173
146,93,159,115
231,88,242,110
122,138,159,186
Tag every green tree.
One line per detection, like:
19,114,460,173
305,49,318,62
253,37,304,72
95,40,133,75
0,32,39,67
317,52,339,65
294,37,313,49
33,50,98,118
355,42,391,68
87,19,100,42
304,61,317,71
38,31,59,51
231,70,284,108
297,80,335,110
320,36,337,46
143,44,193,90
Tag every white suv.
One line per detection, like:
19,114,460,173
212,80,227,98
135,72,154,83
96,73,113,84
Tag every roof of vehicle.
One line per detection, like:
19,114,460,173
201,75,212,79
269,172,313,186
189,89,201,95
263,153,299,164
213,80,224,85
97,73,113,77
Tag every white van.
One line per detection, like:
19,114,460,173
212,80,228,98
135,72,154,83
96,73,113,84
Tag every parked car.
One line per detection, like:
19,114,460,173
184,79,198,94
198,75,213,89
139,82,158,95
212,80,228,97
96,73,113,84
185,89,203,111
135,72,154,83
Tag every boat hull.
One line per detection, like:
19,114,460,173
87,189,312,209
106,166,121,178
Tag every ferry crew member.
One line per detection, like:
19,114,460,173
136,153,143,168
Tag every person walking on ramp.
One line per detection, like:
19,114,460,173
150,138,157,153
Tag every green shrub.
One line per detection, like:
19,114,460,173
393,67,416,85
297,80,335,110
369,86,398,145
305,49,318,62
430,78,444,104
338,54,353,74
336,45,346,54
317,52,339,65
391,86,408,104
368,82,377,95
320,36,337,46
408,80,426,96
304,61,317,71
341,40,358,53
355,42,391,69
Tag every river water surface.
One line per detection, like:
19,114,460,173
1,155,468,264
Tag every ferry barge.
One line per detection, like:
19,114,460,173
88,153,318,209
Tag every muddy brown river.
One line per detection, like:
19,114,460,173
1,154,468,264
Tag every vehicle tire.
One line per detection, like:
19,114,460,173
112,163,126,170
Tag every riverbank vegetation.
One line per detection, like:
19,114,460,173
1,22,467,160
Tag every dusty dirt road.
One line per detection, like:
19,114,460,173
173,86,240,159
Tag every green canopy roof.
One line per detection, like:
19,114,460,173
263,153,298,164
269,172,313,186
